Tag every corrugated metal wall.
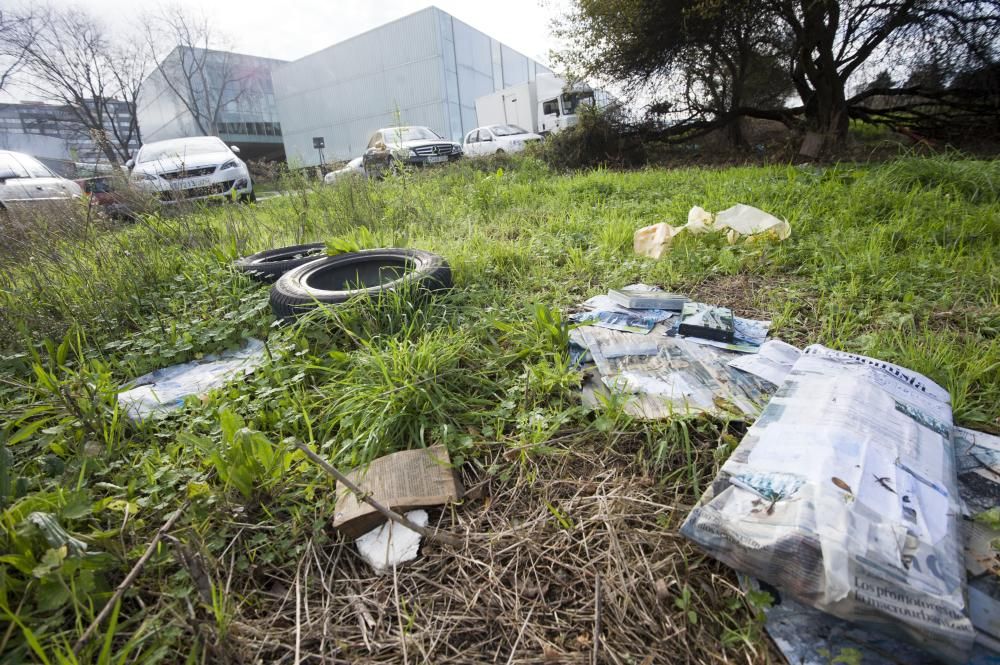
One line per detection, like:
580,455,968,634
272,7,553,165
273,8,447,164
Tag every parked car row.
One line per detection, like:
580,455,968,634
0,150,82,208
1,136,256,218
127,136,255,204
322,123,542,185
462,124,542,156
3,123,543,212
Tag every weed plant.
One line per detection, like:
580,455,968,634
0,154,997,661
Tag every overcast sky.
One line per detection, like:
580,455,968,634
2,0,569,103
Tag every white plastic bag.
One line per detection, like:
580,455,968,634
634,204,791,258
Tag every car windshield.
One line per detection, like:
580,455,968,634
17,153,55,178
0,152,54,178
0,154,29,179
138,138,228,163
490,125,529,136
561,91,595,115
384,127,441,143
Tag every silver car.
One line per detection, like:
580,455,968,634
128,136,255,204
0,150,83,209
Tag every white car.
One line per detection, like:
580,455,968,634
128,136,254,204
323,156,365,184
0,150,82,209
463,125,542,157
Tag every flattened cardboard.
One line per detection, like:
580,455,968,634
333,445,461,539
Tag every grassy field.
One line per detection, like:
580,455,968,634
1,154,998,663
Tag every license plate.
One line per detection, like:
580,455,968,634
173,177,211,190
426,155,447,164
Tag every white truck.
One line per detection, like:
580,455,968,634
474,75,596,135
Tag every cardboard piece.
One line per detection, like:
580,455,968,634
333,446,462,539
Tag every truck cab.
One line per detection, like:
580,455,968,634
474,75,598,137
535,77,595,134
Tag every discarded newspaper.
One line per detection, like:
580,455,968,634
747,426,1000,663
333,446,461,539
681,345,975,663
573,325,772,420
117,338,268,420
728,339,801,385
569,309,665,334
669,306,771,354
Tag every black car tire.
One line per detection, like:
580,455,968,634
269,248,452,320
234,242,328,282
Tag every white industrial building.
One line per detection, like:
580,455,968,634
138,47,287,161
272,7,552,165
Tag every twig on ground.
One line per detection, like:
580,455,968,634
73,500,190,654
593,574,602,665
295,441,463,547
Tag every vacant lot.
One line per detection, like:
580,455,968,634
1,155,998,663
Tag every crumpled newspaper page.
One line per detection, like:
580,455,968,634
681,345,975,663
117,338,268,420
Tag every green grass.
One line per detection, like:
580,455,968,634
0,154,998,662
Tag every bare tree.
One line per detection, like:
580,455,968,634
0,8,36,90
5,7,147,164
143,8,251,136
769,0,1000,148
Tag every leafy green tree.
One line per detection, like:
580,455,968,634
555,0,794,146
558,0,1000,150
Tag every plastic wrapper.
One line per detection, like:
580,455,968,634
634,204,791,258
681,344,975,663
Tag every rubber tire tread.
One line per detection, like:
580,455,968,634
269,248,451,320
234,242,327,282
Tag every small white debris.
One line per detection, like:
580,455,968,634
355,510,428,573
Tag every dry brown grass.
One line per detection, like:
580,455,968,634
216,441,772,664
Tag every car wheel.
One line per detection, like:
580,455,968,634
239,191,256,204
495,149,505,155
234,242,328,282
269,248,452,320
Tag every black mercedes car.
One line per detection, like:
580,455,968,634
362,126,462,176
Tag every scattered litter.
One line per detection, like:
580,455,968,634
574,325,772,420
681,345,974,663
602,371,693,399
571,285,773,419
728,339,801,385
634,204,791,258
117,338,268,420
678,303,735,343
954,427,1000,515
356,509,428,573
580,284,679,326
633,222,683,259
954,427,1000,656
333,445,461,539
570,309,665,334
740,575,940,665
747,426,1000,663
672,308,771,354
607,287,687,310
714,204,792,244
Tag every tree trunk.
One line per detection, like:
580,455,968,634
91,127,120,167
791,0,850,152
810,74,849,147
726,115,748,148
